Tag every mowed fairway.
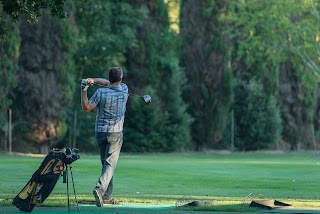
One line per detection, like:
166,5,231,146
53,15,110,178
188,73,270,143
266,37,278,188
1,151,320,213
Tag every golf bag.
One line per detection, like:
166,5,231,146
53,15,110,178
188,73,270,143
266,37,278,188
12,147,80,212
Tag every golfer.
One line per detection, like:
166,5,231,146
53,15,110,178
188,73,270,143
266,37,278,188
81,67,128,207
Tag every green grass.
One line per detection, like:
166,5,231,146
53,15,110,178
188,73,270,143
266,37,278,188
1,151,320,213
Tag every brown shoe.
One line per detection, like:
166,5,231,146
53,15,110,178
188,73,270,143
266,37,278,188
103,198,121,205
92,189,103,207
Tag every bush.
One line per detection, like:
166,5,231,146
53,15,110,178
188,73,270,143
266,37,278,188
234,79,282,151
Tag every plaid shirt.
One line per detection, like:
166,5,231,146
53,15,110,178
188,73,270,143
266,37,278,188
88,83,128,133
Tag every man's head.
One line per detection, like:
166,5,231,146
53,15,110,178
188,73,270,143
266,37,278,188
109,67,123,83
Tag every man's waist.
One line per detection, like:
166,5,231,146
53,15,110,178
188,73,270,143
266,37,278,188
96,131,123,134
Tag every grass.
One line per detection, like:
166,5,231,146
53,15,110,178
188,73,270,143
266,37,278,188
1,151,320,213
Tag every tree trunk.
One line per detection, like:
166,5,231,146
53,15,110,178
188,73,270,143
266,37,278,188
39,142,49,154
279,61,318,150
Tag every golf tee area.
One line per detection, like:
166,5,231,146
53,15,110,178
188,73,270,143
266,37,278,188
1,151,320,214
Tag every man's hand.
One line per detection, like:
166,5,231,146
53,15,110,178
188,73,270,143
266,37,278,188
86,78,95,85
81,79,89,91
88,78,110,86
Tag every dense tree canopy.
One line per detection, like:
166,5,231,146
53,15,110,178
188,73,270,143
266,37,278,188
0,0,70,40
0,0,319,153
180,0,232,150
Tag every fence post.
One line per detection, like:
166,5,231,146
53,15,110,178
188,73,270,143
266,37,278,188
72,110,77,148
231,110,234,152
4,111,8,152
8,109,12,154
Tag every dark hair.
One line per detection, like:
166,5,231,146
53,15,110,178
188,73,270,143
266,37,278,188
109,67,123,83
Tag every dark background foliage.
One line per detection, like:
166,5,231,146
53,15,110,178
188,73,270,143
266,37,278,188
0,0,319,153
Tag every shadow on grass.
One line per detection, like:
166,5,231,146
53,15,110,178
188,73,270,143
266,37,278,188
2,204,261,214
176,203,260,213
1,197,261,214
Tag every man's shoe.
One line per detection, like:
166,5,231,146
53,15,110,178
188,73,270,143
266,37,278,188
93,189,103,207
103,198,121,205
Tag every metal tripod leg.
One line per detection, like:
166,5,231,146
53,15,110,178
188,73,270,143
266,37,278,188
69,165,80,212
65,165,80,212
66,165,70,212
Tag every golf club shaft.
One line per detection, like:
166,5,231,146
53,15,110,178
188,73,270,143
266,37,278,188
107,86,143,98
108,87,151,104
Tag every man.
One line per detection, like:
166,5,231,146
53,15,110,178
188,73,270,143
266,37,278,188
81,67,128,207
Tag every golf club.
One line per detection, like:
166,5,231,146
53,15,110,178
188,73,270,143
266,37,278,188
81,79,151,104
117,90,152,105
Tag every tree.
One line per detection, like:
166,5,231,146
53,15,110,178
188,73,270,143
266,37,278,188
0,0,68,40
15,7,76,153
233,79,282,151
283,1,320,149
0,11,19,151
180,0,232,150
123,0,191,152
226,0,319,150
73,0,191,152
73,0,148,151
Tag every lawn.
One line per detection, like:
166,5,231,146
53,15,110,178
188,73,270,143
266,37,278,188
1,151,320,213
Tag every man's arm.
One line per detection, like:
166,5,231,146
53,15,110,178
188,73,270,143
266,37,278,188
86,78,110,86
81,90,95,112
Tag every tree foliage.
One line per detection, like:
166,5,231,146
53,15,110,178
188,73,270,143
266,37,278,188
180,0,232,150
1,0,320,153
0,11,19,150
0,0,70,40
74,0,147,78
14,7,76,153
124,0,191,152
73,0,148,151
226,0,319,150
234,79,282,151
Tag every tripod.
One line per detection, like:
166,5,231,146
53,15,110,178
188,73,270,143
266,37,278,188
63,164,80,212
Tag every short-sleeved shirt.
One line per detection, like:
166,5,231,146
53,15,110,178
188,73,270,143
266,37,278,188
88,83,129,133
